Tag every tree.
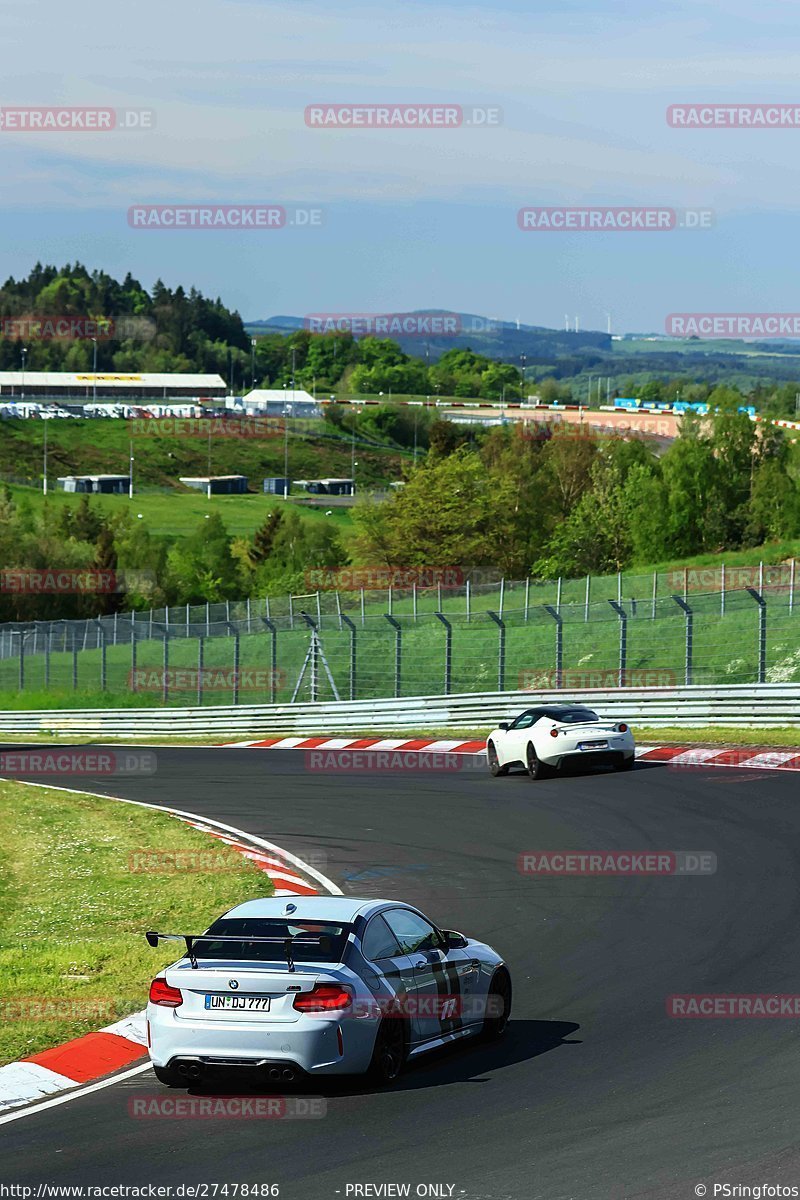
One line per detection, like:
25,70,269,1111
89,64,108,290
165,513,242,603
250,509,283,564
350,447,516,571
92,525,121,614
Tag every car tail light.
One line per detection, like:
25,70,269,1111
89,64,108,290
617,723,628,733
550,728,559,738
293,984,353,1013
149,977,183,1008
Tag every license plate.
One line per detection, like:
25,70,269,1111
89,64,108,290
204,994,271,1011
578,740,608,750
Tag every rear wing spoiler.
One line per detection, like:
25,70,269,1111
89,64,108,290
145,930,329,971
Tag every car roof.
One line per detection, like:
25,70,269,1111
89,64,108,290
221,896,408,923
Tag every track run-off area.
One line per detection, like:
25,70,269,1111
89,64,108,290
2,745,800,1198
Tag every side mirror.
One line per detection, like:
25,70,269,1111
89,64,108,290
441,929,468,950
498,722,509,731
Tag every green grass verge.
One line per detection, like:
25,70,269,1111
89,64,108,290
0,417,403,500
8,484,355,539
0,781,273,1065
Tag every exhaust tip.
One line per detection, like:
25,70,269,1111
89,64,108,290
268,1068,281,1080
281,1068,294,1081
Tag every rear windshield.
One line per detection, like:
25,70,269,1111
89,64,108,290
543,708,599,723
192,918,351,964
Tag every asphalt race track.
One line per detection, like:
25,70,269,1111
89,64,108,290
3,747,800,1198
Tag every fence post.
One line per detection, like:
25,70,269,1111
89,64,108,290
131,628,137,692
246,598,251,634
543,605,563,688
335,590,342,631
197,636,204,706
434,611,452,695
44,629,51,688
745,588,767,684
487,610,505,691
341,613,357,701
223,620,241,705
721,563,725,617
437,580,442,611
162,630,169,705
114,611,118,646
499,577,505,620
96,620,107,692
206,602,210,636
186,603,191,636
672,595,693,685
18,632,24,692
165,605,170,632
360,587,365,626
316,590,322,628
261,617,278,704
584,574,590,622
617,571,622,605
466,579,471,623
72,628,78,692
651,571,657,619
412,583,417,622
791,558,796,615
608,600,628,686
759,561,764,593
385,614,402,698
388,585,393,617
525,577,530,623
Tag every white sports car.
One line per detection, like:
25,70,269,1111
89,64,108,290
486,703,635,779
145,895,511,1087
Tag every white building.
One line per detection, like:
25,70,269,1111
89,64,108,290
230,388,321,417
0,372,226,399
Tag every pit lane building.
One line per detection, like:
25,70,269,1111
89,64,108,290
0,372,226,400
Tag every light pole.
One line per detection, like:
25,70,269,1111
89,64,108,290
21,345,27,399
129,438,134,499
250,338,256,391
520,353,526,399
91,336,98,408
207,422,212,500
283,384,289,498
42,414,48,495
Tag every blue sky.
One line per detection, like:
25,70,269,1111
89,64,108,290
2,0,798,332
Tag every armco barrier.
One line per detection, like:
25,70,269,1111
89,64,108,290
0,684,797,737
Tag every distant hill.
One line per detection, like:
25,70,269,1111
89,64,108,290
245,311,611,363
